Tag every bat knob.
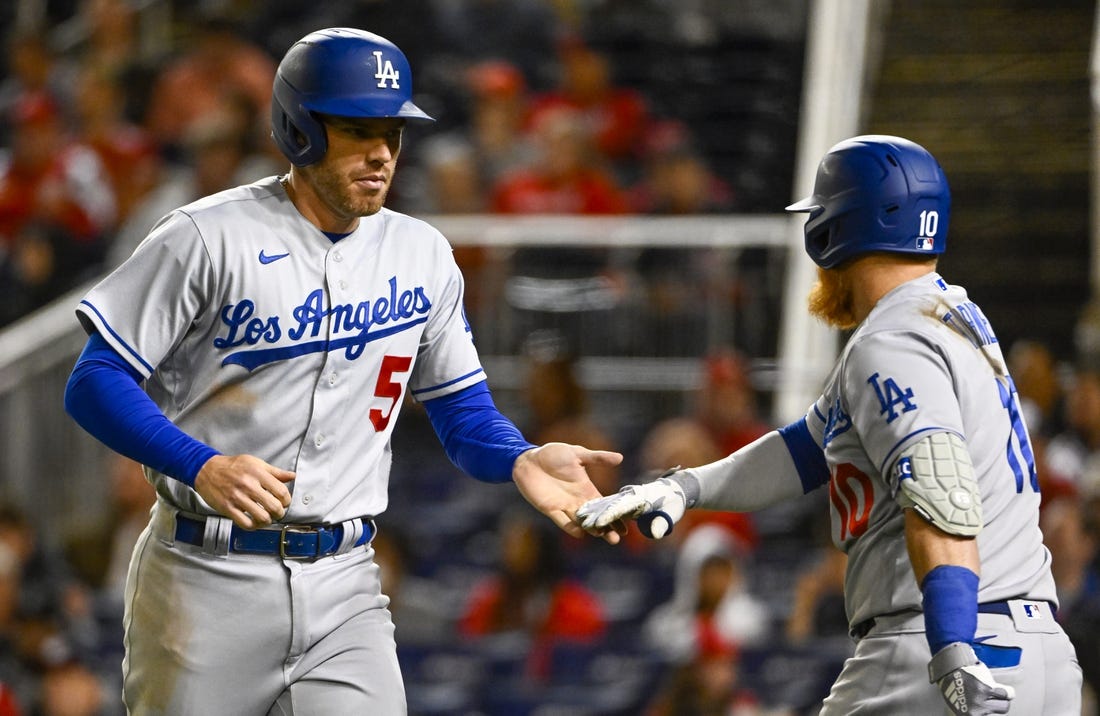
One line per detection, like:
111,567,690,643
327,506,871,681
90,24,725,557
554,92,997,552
638,511,673,540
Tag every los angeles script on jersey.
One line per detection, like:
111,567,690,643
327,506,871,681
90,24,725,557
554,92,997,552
212,276,431,370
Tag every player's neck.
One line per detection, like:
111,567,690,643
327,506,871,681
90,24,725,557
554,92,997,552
848,255,938,323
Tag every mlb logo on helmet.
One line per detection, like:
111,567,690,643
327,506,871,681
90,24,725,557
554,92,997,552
917,237,935,250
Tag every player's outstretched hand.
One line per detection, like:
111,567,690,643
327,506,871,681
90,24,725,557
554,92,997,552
576,470,687,540
194,454,295,530
512,442,624,544
928,642,1015,716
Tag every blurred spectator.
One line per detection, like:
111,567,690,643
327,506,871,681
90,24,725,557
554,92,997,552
525,39,651,173
108,108,281,267
0,503,108,716
642,524,771,665
1044,357,1100,496
521,331,620,496
630,120,736,215
490,105,629,327
784,545,848,645
1042,487,1100,706
370,527,453,647
696,348,771,456
0,32,77,145
142,14,275,154
457,506,607,681
0,682,21,716
38,663,104,716
491,105,628,215
644,630,767,716
0,92,116,325
405,58,534,205
414,136,484,214
63,455,154,605
1007,339,1066,438
72,62,162,225
464,60,536,186
0,540,32,714
67,0,141,81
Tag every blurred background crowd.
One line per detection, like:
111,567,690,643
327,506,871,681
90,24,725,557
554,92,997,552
0,1,1097,715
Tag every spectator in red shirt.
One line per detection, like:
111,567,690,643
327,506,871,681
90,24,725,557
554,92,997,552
697,348,771,457
525,40,650,168
73,63,162,225
143,15,275,153
458,506,606,681
0,92,116,247
0,92,116,323
0,684,21,716
491,106,628,215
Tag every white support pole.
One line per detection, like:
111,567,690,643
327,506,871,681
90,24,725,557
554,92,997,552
774,0,876,422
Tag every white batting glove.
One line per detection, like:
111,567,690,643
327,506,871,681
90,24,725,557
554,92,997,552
575,472,687,539
928,642,1015,716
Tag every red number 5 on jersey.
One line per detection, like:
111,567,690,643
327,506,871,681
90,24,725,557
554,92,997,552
369,355,412,431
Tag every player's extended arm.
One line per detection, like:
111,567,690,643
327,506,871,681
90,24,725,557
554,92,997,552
63,332,293,529
422,384,624,543
577,416,827,539
899,433,1014,716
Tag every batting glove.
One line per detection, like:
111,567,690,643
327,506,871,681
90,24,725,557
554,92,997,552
928,642,1015,716
575,471,687,539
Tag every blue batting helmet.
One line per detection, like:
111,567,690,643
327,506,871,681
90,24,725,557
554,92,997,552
786,135,950,269
271,27,434,166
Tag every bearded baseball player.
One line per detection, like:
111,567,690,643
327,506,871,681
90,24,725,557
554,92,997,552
63,27,622,715
579,136,1083,715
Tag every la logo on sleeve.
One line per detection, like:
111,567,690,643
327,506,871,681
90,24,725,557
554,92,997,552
867,372,917,424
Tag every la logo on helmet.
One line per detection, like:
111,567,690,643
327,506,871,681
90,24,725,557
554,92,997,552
373,51,401,89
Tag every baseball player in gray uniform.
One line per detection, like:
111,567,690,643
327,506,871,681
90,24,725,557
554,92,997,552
578,136,1083,714
63,28,622,715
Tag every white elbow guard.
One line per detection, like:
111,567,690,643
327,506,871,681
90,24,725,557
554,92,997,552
894,432,983,537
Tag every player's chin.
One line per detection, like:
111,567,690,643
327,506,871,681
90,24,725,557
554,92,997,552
350,196,387,217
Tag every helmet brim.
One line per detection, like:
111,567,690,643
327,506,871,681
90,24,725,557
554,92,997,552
785,196,820,213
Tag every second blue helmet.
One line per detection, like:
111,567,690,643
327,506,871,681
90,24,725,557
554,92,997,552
786,135,951,269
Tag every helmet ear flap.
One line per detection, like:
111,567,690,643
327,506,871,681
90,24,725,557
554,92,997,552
271,78,327,166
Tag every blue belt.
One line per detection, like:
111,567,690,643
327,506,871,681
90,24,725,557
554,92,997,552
175,514,374,560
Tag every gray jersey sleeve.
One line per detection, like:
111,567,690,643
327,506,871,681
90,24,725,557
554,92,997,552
841,329,966,487
407,238,485,402
77,211,214,379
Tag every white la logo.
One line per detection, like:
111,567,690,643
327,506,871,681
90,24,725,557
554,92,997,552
372,51,400,89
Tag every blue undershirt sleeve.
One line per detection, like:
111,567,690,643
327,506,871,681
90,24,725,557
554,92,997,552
921,564,979,654
778,416,831,492
422,382,536,483
63,332,220,486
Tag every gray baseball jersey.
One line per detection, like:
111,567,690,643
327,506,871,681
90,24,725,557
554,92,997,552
78,175,485,522
78,175,489,714
802,272,1056,626
800,272,1081,715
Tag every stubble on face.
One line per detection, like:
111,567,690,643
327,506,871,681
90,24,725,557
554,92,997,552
298,117,405,225
300,157,392,220
807,265,858,330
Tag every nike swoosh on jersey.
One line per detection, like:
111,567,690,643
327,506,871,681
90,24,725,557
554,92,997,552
258,250,290,264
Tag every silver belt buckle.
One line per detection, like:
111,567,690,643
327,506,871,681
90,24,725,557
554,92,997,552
279,524,316,560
